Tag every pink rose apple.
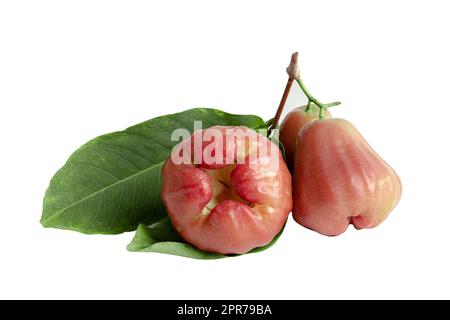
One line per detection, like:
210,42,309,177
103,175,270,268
161,126,292,254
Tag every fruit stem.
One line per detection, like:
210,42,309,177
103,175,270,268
269,52,300,135
296,77,341,118
270,52,342,131
270,77,294,134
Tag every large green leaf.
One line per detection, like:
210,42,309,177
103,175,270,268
41,108,265,234
127,217,284,259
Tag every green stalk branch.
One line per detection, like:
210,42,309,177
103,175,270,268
296,78,341,118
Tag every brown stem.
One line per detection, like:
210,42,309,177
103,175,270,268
270,77,294,134
269,52,299,134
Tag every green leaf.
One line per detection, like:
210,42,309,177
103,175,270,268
127,217,285,259
41,108,265,234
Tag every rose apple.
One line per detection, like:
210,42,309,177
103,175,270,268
293,119,402,236
161,126,292,254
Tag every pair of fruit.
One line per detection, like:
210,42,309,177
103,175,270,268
280,52,401,236
161,53,401,255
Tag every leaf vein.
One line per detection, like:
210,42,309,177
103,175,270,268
43,162,164,225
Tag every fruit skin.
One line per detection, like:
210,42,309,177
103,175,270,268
161,126,292,254
280,105,331,170
293,119,402,236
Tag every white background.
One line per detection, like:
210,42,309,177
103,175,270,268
1,1,449,300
